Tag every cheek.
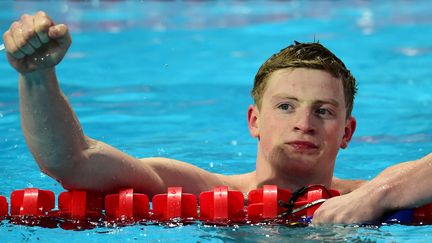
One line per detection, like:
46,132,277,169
324,122,346,146
259,115,283,146
261,113,285,133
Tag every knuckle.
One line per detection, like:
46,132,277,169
23,28,35,39
36,11,47,17
20,14,30,21
62,24,69,33
37,18,51,31
11,21,20,28
15,39,25,48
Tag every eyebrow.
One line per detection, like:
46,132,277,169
271,95,340,107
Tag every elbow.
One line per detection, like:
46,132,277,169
30,141,90,190
39,136,97,184
29,137,94,181
37,153,85,189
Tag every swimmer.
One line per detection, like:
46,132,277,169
3,11,431,224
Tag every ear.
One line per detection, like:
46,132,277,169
247,105,260,138
340,116,356,149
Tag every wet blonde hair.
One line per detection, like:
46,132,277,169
252,42,357,119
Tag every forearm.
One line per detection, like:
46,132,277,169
364,153,432,211
313,153,432,224
19,68,88,176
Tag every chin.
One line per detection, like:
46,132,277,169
286,160,319,174
276,152,321,173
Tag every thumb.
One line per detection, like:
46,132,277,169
48,24,71,47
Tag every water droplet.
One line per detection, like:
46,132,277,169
157,148,166,155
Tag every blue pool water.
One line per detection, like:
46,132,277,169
1,0,432,242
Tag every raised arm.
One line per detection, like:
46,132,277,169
313,153,432,224
4,12,226,197
4,12,81,178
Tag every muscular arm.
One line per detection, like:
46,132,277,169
19,69,87,182
314,153,432,224
5,12,226,197
21,73,224,195
18,69,164,196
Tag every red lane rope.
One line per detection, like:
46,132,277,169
1,185,432,227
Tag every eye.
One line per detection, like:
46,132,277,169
315,108,333,118
277,103,294,111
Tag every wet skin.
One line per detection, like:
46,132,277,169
248,68,356,190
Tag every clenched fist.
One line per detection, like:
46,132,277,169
2,11,71,74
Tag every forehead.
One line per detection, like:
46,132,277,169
263,68,345,106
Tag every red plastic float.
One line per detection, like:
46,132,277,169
52,190,104,219
199,186,245,223
247,185,292,220
3,185,432,227
413,204,432,224
0,195,7,217
151,187,197,220
289,185,340,221
10,188,54,216
105,188,149,219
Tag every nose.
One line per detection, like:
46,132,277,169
293,110,316,135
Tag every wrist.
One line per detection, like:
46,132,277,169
353,179,393,216
20,68,56,82
367,167,404,212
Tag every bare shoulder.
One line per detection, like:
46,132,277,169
217,171,256,193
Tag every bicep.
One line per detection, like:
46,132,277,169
61,137,224,197
60,138,164,196
142,157,226,195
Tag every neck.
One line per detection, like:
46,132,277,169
254,146,333,191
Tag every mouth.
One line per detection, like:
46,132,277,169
286,140,319,153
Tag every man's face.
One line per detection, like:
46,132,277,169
249,68,355,178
